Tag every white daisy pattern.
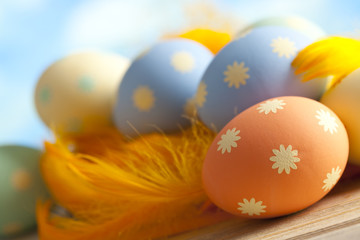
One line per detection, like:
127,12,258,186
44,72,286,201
316,109,339,134
270,37,297,59
194,82,208,108
171,51,195,73
132,85,155,112
270,145,300,174
237,198,266,216
217,128,241,154
322,166,341,191
224,61,250,89
257,99,286,114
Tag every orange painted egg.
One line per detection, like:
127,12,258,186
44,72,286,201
202,96,349,218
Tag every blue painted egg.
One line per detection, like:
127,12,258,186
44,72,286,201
197,26,327,131
113,39,213,137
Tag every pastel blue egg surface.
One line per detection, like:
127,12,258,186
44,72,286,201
113,39,213,137
197,26,327,131
0,145,48,237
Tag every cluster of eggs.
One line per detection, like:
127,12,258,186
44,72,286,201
29,16,350,221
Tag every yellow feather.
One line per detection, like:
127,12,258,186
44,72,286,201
292,37,360,88
38,121,232,240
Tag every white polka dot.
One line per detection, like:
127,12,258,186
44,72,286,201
171,51,195,73
132,86,155,112
11,169,32,191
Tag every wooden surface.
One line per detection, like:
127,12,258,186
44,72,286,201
10,168,360,240
170,173,360,240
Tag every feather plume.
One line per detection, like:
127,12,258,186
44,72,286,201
38,121,232,240
292,37,360,88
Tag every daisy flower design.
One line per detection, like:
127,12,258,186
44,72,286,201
224,61,250,89
217,128,241,154
270,37,297,59
316,109,339,134
237,198,266,216
322,166,341,191
257,99,286,114
270,144,300,174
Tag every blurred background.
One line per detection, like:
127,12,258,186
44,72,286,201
1,0,360,149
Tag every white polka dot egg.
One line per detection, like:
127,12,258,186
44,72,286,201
35,51,130,133
197,26,328,131
202,96,349,218
0,145,48,237
113,39,213,137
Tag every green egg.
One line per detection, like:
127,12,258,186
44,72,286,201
0,145,48,237
237,16,326,40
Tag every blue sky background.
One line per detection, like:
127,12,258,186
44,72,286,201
1,0,360,149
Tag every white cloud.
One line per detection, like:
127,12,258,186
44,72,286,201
64,0,192,57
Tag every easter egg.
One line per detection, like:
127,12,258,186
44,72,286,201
0,145,48,237
237,16,325,40
113,39,213,137
35,51,130,133
202,96,348,218
179,28,231,54
197,26,327,131
320,68,360,164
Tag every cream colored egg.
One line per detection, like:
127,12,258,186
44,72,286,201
35,51,130,133
321,68,360,164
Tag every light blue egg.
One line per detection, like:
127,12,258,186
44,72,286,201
113,39,213,137
0,145,48,237
197,26,327,131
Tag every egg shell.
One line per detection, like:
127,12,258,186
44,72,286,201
321,68,360,164
198,26,327,131
113,39,213,137
0,145,48,237
237,16,325,40
202,96,348,218
35,51,130,133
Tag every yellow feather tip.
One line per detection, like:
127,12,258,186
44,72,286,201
38,121,232,240
292,37,360,88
